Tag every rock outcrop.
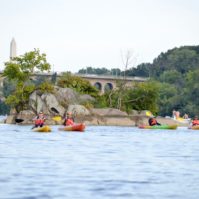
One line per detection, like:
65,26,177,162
5,86,183,126
91,108,128,117
16,110,35,124
67,105,90,116
55,87,79,106
41,93,65,116
29,91,48,114
6,87,95,124
80,108,134,126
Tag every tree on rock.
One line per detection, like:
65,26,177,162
3,49,51,112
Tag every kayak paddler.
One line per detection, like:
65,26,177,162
64,111,75,126
32,111,46,128
148,116,161,126
192,116,199,126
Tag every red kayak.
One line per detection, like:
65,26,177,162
58,123,86,132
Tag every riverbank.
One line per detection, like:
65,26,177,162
77,115,189,127
3,109,189,127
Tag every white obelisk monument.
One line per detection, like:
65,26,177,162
10,38,17,59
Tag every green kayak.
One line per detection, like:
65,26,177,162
139,124,178,130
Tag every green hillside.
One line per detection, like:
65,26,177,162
78,46,199,117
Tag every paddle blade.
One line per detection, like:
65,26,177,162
52,116,62,121
146,111,153,117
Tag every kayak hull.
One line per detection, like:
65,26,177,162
59,123,85,132
32,125,51,132
190,125,199,130
139,124,178,130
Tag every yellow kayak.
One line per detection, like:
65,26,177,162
175,117,190,124
32,125,51,132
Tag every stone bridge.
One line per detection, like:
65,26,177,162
0,71,148,93
78,74,148,93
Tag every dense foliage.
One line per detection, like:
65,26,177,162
151,46,199,117
57,72,99,97
0,101,10,115
94,81,159,114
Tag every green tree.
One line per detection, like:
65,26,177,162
157,82,178,116
1,78,16,98
125,81,160,114
183,69,199,117
110,68,121,76
38,81,54,94
0,101,10,115
3,49,51,112
78,67,111,75
5,83,35,111
151,46,199,77
124,63,151,77
159,70,184,87
94,81,160,114
4,49,50,82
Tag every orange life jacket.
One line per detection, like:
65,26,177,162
192,120,199,126
151,118,157,126
35,116,45,125
65,118,74,126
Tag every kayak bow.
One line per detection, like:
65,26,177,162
59,123,85,132
32,125,51,132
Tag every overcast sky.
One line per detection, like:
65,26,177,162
0,0,199,72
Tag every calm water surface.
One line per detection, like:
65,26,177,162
0,124,199,199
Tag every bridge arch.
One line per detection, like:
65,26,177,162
104,82,113,93
94,82,102,91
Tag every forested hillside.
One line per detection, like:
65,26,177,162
151,46,199,117
78,46,199,117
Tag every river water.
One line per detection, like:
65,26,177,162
0,124,199,199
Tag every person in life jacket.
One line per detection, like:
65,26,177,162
33,111,46,128
148,117,161,126
192,116,199,126
64,112,75,126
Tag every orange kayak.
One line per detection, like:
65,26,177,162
189,125,199,130
59,123,85,132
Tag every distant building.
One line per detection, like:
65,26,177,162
10,38,17,59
